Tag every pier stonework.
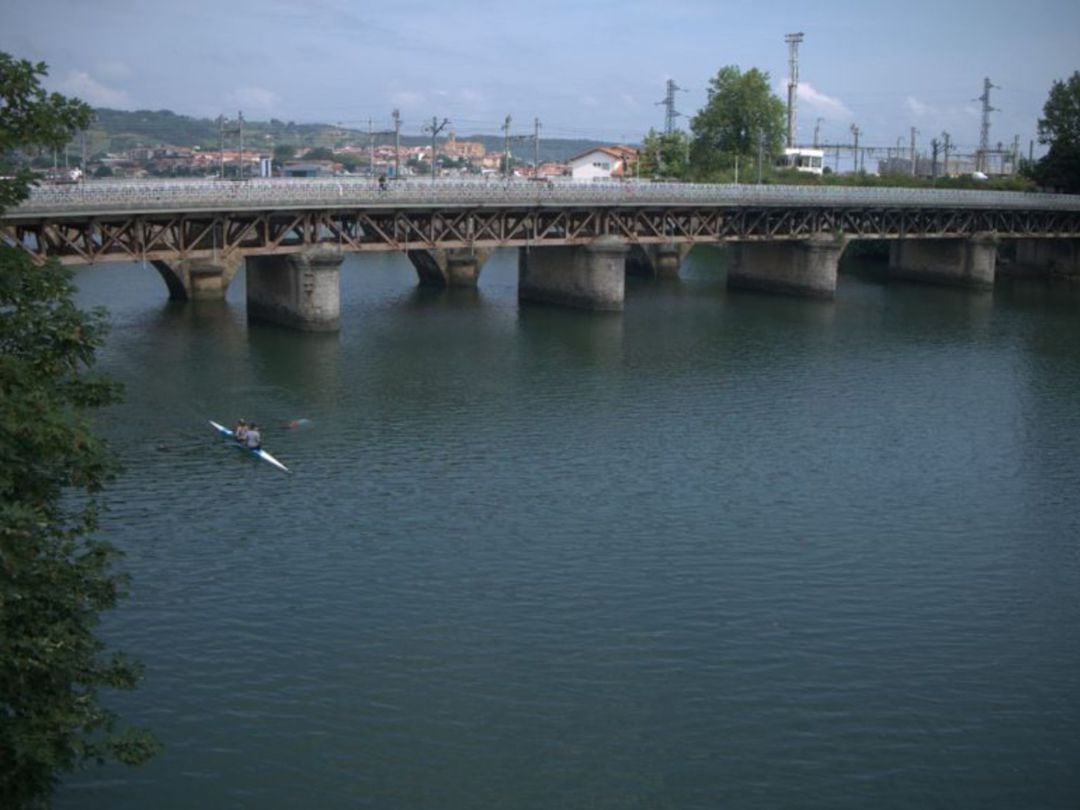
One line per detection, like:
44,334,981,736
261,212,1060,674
888,234,997,288
1012,238,1080,277
626,243,693,279
407,248,493,287
518,236,628,310
727,235,847,298
151,255,243,301
246,249,342,331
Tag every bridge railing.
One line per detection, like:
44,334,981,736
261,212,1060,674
8,177,1080,217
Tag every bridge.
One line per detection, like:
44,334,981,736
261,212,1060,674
4,178,1080,330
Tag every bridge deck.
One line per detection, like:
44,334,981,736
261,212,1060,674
4,179,1080,266
7,178,1080,218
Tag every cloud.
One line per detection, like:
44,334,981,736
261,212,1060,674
389,90,425,108
906,96,935,118
797,82,852,118
54,70,132,108
95,59,132,81
459,89,486,107
229,86,281,113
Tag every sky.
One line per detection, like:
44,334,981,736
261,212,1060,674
3,0,1078,158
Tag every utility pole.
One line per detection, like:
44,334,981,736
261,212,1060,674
931,137,940,182
656,78,685,134
941,131,952,177
238,111,244,179
850,124,860,173
976,77,999,173
368,118,375,176
756,130,765,184
424,116,449,183
813,117,823,148
502,114,513,179
909,126,919,176
1012,134,1021,174
784,32,804,149
533,117,542,178
392,109,402,180
218,115,226,178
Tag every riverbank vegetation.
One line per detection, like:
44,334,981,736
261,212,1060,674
1,51,158,810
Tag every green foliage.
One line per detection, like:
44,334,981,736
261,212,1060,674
638,128,690,179
0,53,92,210
334,151,362,172
273,143,296,162
689,66,786,181
1033,71,1080,193
303,146,335,161
1,52,158,810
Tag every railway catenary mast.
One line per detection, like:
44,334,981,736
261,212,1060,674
785,32,804,149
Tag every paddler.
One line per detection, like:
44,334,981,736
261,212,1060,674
234,419,249,441
245,423,262,450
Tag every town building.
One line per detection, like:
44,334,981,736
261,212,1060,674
567,145,638,181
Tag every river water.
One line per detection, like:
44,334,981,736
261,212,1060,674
57,247,1080,809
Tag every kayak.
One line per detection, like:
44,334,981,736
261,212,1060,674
209,420,290,473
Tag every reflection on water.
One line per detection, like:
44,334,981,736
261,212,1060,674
61,249,1080,810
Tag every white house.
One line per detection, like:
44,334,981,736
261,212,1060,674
567,145,638,181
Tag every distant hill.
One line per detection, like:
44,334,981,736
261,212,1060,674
88,108,610,163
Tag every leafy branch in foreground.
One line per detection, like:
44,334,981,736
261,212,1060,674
1,50,158,810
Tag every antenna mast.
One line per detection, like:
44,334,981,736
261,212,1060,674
785,32,804,149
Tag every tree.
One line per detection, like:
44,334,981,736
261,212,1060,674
1,52,158,810
303,146,335,161
688,66,786,181
1033,71,1080,193
0,54,95,210
638,128,691,179
272,143,296,163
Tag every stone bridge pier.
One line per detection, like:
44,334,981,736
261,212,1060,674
888,234,997,287
727,235,848,298
246,249,343,331
626,243,694,279
407,248,493,287
1012,238,1080,276
518,236,628,310
151,255,244,301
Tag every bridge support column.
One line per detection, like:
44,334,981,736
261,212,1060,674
407,248,493,287
626,243,693,279
1012,238,1080,277
888,234,997,288
727,235,846,298
246,249,342,331
151,255,243,301
518,236,628,311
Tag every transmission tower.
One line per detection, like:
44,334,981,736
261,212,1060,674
976,77,999,172
656,79,685,134
785,32,804,149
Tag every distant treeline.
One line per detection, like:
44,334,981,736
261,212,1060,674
88,108,606,163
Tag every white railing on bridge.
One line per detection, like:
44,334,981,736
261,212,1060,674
8,177,1080,217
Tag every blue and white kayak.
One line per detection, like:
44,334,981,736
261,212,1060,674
209,420,290,473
